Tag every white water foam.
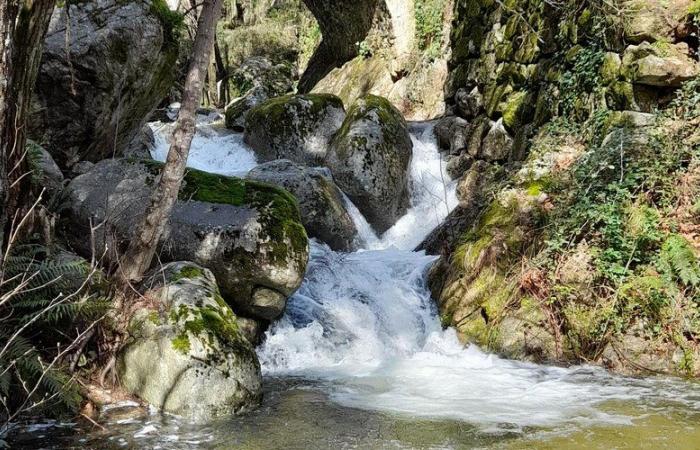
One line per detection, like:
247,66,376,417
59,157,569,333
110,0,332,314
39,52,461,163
149,116,258,177
150,116,697,432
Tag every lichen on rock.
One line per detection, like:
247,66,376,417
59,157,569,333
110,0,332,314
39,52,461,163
244,93,346,165
119,262,262,422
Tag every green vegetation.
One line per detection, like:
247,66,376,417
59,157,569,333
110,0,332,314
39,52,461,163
415,0,446,60
150,0,184,47
0,244,109,419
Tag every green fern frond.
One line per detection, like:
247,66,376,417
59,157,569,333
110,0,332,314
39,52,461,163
658,234,700,288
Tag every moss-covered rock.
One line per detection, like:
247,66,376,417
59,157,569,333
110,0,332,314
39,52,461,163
325,95,413,234
119,262,262,422
223,57,295,131
247,159,359,251
622,42,700,87
63,158,309,321
29,0,179,170
621,0,692,44
244,94,346,165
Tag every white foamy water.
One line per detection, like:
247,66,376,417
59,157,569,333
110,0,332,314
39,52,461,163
148,116,700,433
149,115,258,177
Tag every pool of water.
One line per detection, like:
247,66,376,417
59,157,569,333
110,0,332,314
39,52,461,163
9,114,700,449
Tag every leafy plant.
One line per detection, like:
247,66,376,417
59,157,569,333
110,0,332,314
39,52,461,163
0,243,109,425
658,234,700,288
415,0,445,60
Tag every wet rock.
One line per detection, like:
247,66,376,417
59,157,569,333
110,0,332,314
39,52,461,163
244,94,346,165
29,0,178,169
480,119,514,162
446,153,474,179
236,316,266,346
325,95,413,234
119,262,262,422
247,160,358,251
62,159,309,321
434,116,470,155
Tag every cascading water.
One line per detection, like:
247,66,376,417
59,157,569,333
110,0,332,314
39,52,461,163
13,113,700,448
145,114,700,435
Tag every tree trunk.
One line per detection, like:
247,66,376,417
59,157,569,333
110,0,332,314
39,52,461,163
0,0,55,258
117,0,224,284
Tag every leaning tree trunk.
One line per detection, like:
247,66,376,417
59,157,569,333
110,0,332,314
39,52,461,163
117,0,224,284
0,0,56,260
298,0,379,93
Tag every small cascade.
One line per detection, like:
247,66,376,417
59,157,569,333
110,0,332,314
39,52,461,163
147,116,700,433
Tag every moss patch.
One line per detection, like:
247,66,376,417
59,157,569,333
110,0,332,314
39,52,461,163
150,0,184,48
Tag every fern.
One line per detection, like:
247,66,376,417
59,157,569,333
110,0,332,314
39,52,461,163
1,243,109,421
658,234,700,288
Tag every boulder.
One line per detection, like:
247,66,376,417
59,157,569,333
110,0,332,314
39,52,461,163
325,95,413,234
480,119,513,162
445,153,474,179
434,116,469,155
244,94,346,165
455,87,483,119
223,57,295,131
29,0,179,169
122,125,156,160
27,140,64,196
62,159,308,321
621,0,692,44
225,56,294,101
225,86,269,132
247,160,358,251
119,262,262,422
622,42,699,88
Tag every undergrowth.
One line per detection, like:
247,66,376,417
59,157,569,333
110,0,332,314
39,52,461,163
0,243,109,426
531,78,700,362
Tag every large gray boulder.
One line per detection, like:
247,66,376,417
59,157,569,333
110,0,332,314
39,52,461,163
62,159,308,321
325,95,413,234
224,57,295,131
29,0,179,169
119,262,262,422
244,94,346,165
247,160,358,251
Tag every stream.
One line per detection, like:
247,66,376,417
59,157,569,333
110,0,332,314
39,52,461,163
11,114,700,449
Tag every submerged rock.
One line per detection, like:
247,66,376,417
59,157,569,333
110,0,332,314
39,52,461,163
247,160,358,251
63,159,308,321
325,95,413,234
29,0,179,169
119,262,262,422
244,94,346,165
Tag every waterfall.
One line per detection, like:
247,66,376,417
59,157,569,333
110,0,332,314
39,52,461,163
150,115,690,433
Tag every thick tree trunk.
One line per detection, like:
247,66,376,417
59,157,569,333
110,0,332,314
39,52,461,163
298,0,379,93
0,0,55,257
117,0,224,284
